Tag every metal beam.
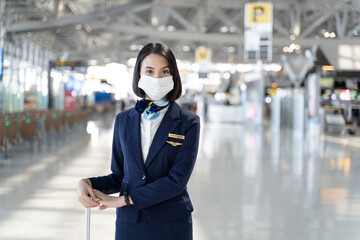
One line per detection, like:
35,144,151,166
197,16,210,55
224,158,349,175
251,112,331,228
289,3,301,37
91,23,360,47
335,10,342,38
67,36,148,58
191,6,206,31
156,0,242,9
273,18,289,37
210,8,242,34
167,7,193,30
301,4,343,38
125,11,151,27
346,22,360,37
341,8,348,38
5,0,149,34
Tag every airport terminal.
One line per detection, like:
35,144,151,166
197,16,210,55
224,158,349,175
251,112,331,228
0,0,360,239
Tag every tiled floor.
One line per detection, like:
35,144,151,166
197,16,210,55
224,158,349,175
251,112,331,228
1,113,360,240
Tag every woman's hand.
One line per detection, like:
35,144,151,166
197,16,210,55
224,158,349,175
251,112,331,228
77,178,100,208
93,189,126,210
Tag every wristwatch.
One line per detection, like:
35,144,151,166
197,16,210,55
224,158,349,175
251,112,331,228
123,192,131,206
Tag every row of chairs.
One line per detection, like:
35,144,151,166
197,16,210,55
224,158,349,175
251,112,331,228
0,108,92,158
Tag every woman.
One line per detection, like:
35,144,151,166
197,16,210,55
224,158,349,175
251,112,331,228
77,42,200,240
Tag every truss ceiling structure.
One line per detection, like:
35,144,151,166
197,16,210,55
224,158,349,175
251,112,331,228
3,0,360,65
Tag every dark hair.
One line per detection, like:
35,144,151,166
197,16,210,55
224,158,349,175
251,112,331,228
132,43,182,102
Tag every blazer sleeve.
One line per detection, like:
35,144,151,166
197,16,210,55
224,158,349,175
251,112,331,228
89,114,124,194
130,115,200,211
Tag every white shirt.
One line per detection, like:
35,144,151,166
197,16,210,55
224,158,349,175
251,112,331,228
140,106,169,163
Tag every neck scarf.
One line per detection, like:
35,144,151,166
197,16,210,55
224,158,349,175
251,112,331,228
135,99,169,120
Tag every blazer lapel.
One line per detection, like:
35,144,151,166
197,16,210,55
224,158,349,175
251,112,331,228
126,109,146,170
145,102,181,168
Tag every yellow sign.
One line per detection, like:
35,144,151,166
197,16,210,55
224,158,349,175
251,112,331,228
55,60,77,66
196,47,212,62
247,2,272,24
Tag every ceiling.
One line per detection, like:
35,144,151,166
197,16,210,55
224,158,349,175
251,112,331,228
2,0,360,65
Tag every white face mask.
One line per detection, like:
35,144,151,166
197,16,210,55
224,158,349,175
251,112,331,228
138,75,174,101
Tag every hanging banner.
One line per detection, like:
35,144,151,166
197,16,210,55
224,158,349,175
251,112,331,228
244,2,273,62
196,47,212,78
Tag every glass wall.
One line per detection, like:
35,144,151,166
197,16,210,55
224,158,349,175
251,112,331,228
0,36,53,113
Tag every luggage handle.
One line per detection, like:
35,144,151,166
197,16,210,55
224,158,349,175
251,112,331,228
85,208,91,240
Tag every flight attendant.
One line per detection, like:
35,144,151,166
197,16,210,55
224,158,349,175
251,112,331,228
77,42,200,240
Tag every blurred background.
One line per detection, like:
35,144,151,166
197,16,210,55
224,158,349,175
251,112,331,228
0,0,360,239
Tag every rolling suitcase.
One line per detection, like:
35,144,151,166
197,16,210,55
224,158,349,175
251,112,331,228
85,208,91,240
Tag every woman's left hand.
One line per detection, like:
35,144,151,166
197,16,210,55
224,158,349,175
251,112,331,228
93,189,125,210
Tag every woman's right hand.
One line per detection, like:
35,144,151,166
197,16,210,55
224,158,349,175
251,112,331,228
77,178,100,208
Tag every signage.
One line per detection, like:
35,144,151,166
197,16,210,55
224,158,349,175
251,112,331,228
244,2,273,62
50,60,88,72
195,47,212,78
247,3,272,24
196,47,212,62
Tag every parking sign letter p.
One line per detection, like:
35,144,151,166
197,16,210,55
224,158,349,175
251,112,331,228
253,7,264,22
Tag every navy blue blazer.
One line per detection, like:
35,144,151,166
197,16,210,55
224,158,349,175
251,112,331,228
89,102,200,224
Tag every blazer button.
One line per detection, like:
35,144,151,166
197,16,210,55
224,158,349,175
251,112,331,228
141,175,146,181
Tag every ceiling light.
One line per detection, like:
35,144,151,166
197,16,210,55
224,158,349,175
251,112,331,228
151,16,159,26
182,46,191,52
324,32,330,38
227,46,236,53
75,24,82,30
330,32,336,38
129,45,137,51
167,25,175,31
157,25,166,31
220,26,228,33
229,27,236,33
88,59,97,66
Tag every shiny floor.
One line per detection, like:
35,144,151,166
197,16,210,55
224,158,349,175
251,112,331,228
1,113,360,240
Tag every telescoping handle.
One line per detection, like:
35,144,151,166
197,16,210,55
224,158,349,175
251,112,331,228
85,208,91,240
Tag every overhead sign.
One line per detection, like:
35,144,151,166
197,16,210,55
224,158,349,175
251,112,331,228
196,47,212,78
247,3,272,24
195,47,212,62
244,2,273,62
50,60,88,72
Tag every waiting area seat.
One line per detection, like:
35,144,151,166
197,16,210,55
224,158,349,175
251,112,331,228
0,108,92,158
